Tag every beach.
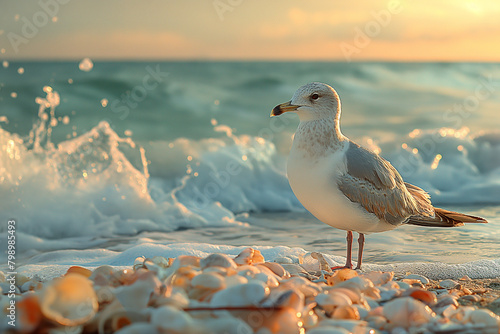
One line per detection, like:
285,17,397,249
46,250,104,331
1,61,499,333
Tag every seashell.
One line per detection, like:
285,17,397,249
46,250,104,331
307,326,351,334
202,266,229,276
435,295,458,309
0,270,5,283
114,271,162,310
462,287,472,295
459,294,481,302
274,257,294,264
237,265,263,279
382,297,435,329
259,307,301,334
327,268,358,285
210,281,270,307
403,274,430,285
191,272,226,290
459,275,471,281
253,272,280,288
94,299,149,333
378,287,399,302
234,247,264,266
396,281,411,290
335,276,374,295
114,323,159,334
170,255,201,271
21,278,43,292
90,265,120,287
315,319,369,334
15,274,31,287
439,279,459,289
40,273,98,326
282,276,322,297
326,287,364,304
366,315,387,330
408,289,437,306
362,271,394,286
168,266,199,289
448,306,476,323
66,266,92,278
16,294,42,332
259,262,289,279
281,263,308,276
352,304,369,319
332,305,361,320
225,274,248,287
441,304,457,318
263,289,304,312
200,253,237,270
365,297,380,310
468,309,500,329
150,305,195,332
315,291,352,314
381,281,400,290
153,287,189,309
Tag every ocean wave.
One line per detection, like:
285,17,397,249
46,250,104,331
1,87,499,241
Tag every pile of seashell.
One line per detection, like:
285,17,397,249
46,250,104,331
1,248,499,333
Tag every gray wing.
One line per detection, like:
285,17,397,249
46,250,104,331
338,141,433,225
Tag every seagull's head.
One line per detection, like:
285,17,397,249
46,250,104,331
271,82,341,122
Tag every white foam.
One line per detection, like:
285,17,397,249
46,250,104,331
8,242,500,281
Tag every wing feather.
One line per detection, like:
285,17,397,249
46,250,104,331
338,141,433,225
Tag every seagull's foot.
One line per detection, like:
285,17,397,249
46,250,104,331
330,263,353,271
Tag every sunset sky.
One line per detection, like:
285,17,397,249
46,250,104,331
1,0,499,61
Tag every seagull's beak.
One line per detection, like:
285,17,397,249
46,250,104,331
271,101,300,117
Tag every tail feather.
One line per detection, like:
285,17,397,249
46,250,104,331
406,207,488,227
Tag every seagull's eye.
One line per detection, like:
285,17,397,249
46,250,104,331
311,93,319,100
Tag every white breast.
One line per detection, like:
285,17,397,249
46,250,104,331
287,139,395,234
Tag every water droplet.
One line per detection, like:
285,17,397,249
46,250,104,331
10,92,17,98
14,14,20,21
62,116,70,124
79,58,93,72
17,67,24,74
68,78,73,84
124,129,133,136
211,118,218,126
2,61,8,68
242,155,247,161
100,99,108,107
52,16,58,22
187,155,193,161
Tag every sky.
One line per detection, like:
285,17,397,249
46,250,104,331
0,0,499,61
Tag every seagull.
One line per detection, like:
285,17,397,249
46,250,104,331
271,82,488,270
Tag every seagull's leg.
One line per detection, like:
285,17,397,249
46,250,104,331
345,231,353,269
355,233,365,270
331,231,353,270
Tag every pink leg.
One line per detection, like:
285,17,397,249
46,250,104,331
345,231,353,269
331,231,353,270
355,233,365,270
